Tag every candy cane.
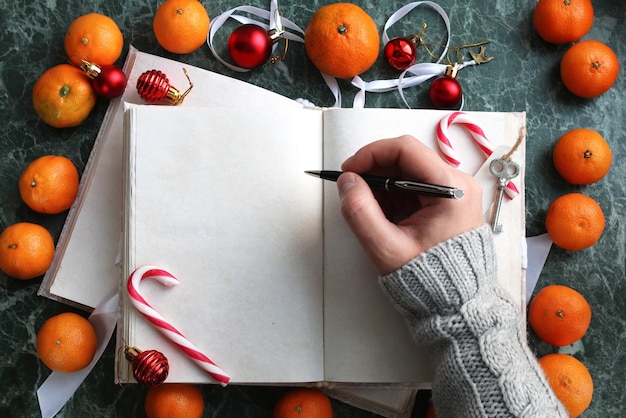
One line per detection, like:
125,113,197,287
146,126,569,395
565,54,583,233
127,266,231,386
436,111,520,199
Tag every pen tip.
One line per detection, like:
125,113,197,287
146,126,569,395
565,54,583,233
304,170,321,177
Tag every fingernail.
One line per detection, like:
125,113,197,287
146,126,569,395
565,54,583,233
337,173,356,196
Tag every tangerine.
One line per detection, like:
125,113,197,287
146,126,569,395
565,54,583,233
545,193,604,251
64,13,124,67
36,312,98,373
538,353,593,417
305,3,380,79
274,388,332,418
145,383,204,418
19,155,79,214
153,0,210,54
533,0,594,44
553,128,612,185
529,284,591,346
32,64,97,128
560,40,620,98
0,222,55,280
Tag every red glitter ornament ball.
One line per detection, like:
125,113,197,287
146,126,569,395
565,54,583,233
429,76,463,109
228,24,273,69
384,37,417,71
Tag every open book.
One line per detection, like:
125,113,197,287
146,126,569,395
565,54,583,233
117,103,525,387
39,47,525,416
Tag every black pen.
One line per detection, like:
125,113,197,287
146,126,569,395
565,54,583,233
305,170,464,199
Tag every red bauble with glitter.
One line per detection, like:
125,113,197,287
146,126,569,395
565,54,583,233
384,37,417,71
228,24,274,69
429,65,463,109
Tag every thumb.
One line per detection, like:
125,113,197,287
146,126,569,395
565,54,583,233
337,173,403,273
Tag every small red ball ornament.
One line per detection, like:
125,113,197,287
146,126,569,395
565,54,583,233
124,346,169,387
384,37,418,71
429,64,463,109
136,68,193,105
80,60,127,99
228,24,283,69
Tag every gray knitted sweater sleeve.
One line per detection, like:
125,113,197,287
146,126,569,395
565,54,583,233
378,225,568,417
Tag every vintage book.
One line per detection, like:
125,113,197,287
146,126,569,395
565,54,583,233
117,104,525,388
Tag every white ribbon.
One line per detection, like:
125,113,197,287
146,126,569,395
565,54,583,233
206,1,476,109
37,292,119,418
525,234,554,303
207,0,305,73
351,1,453,108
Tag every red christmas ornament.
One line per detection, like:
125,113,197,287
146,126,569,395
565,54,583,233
384,37,418,71
429,64,463,109
124,346,169,387
80,60,127,99
228,24,283,69
136,68,193,105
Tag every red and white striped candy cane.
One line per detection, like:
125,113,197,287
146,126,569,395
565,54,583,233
127,266,231,386
436,111,520,199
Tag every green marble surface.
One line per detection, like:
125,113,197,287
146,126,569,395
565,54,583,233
0,0,624,417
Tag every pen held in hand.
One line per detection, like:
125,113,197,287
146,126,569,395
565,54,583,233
305,170,464,199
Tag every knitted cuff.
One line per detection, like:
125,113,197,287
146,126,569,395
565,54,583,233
378,224,497,319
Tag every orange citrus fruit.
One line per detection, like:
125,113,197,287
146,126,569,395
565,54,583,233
305,3,380,79
32,64,97,128
64,13,124,67
553,128,612,185
153,0,210,54
274,388,332,418
560,40,620,98
145,383,204,418
533,0,594,44
36,312,98,373
0,222,54,280
19,155,79,214
538,353,593,417
529,284,591,346
545,193,604,251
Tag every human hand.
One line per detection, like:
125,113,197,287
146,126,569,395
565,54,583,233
337,135,484,275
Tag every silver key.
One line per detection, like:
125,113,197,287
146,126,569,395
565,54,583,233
489,158,520,233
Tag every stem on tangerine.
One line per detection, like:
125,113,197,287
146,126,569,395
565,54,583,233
337,24,347,35
584,150,592,158
59,85,71,97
